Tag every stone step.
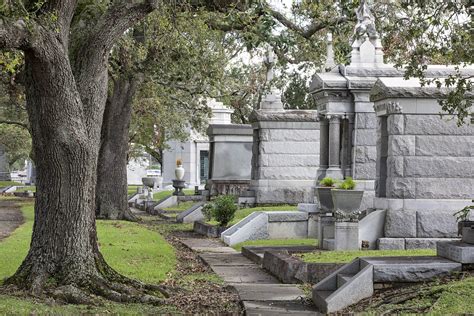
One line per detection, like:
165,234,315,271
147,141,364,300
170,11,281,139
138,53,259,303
322,238,334,250
336,273,355,288
312,259,374,313
243,301,320,316
231,283,305,301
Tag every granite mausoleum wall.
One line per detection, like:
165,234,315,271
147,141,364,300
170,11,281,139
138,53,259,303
372,77,474,247
249,110,320,204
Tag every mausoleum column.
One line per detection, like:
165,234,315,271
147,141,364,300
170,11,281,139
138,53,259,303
326,114,343,179
317,116,329,180
342,115,354,177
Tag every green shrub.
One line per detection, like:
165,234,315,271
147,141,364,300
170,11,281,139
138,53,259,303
201,203,214,222
338,177,356,190
453,200,474,222
320,177,336,187
211,195,237,227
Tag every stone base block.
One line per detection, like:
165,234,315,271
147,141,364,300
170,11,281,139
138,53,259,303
361,256,462,283
322,238,335,250
298,203,319,213
437,241,474,264
238,196,256,207
378,238,460,250
378,238,405,250
335,222,359,250
405,238,460,250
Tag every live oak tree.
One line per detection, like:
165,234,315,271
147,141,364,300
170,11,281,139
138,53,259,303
0,0,245,304
96,8,233,220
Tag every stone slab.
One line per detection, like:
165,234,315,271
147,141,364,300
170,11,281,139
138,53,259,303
192,246,238,254
359,210,386,250
267,211,308,222
231,283,305,301
416,209,460,238
384,209,417,238
199,253,256,266
180,238,225,249
405,238,460,250
176,201,205,223
298,203,319,213
243,301,320,316
361,256,462,283
212,266,279,284
268,221,309,239
378,238,405,250
262,251,302,284
437,241,474,264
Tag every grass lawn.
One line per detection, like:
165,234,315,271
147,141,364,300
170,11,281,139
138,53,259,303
127,185,140,195
299,249,436,263
14,185,36,192
153,189,195,201
162,201,195,211
207,204,297,226
232,238,318,252
0,202,176,283
0,181,23,187
0,200,178,314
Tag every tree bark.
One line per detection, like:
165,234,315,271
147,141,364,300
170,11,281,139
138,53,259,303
2,1,164,303
96,76,138,221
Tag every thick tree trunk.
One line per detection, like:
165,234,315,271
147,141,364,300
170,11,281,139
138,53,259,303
5,27,164,305
8,37,103,293
96,77,137,220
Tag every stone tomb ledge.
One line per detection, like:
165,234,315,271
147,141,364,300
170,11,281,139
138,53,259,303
222,211,314,246
376,198,474,238
360,256,462,283
437,241,474,264
378,237,460,250
262,251,344,284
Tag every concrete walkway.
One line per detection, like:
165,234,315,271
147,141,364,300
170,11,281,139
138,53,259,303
180,238,320,315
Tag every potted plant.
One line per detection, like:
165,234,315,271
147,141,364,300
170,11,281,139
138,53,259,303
331,177,364,215
175,158,185,180
316,177,336,212
454,200,474,244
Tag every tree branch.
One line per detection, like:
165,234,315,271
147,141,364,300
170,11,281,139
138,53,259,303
0,19,30,49
264,5,349,39
87,0,158,54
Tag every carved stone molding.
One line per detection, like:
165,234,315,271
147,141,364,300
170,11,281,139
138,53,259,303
374,101,403,115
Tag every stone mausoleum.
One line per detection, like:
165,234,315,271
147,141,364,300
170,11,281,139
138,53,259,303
162,99,234,187
309,1,473,250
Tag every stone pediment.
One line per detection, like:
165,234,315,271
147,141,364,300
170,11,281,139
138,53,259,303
309,70,347,93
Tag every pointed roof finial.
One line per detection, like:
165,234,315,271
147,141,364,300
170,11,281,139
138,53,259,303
264,45,276,83
324,32,336,72
353,0,378,40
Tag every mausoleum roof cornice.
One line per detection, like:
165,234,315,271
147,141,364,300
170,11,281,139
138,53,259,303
370,77,474,102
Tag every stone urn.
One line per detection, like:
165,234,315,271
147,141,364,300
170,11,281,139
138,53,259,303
142,177,159,188
331,189,364,214
459,221,474,244
175,165,185,180
316,187,334,212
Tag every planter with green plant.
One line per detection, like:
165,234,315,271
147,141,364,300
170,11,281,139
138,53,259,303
193,195,238,238
317,177,336,212
454,200,474,244
330,177,364,216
